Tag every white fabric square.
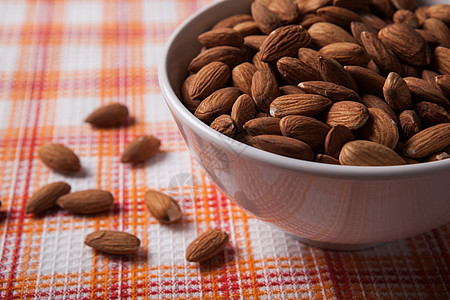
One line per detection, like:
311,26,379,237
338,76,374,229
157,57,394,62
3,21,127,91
0,45,20,73
0,100,12,129
59,44,102,71
142,1,177,23
143,44,165,68
143,93,172,122
54,97,100,126
0,2,27,25
65,2,103,24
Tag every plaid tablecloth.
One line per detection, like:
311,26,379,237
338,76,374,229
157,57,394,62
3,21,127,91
0,0,448,299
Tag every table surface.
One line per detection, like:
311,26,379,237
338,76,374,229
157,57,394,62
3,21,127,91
0,0,449,299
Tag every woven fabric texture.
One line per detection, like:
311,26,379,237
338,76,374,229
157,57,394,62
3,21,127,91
0,0,449,299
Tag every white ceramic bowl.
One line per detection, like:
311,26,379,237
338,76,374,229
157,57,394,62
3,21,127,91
159,0,450,250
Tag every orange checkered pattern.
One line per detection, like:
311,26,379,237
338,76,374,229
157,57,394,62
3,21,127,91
0,0,448,299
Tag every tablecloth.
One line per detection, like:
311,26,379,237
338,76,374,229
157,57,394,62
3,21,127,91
0,0,448,299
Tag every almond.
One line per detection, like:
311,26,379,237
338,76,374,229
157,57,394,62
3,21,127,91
280,85,304,95
260,25,311,63
435,75,450,98
414,101,450,127
233,21,262,36
399,109,422,139
315,153,340,164
433,46,450,75
325,101,369,130
403,123,450,158
360,13,388,30
268,0,300,24
318,56,359,93
56,189,114,214
181,75,201,112
300,14,326,28
404,77,449,108
359,108,399,149
197,28,244,48
190,62,230,100
426,152,450,162
188,46,245,73
308,22,357,48
144,190,182,223
360,31,402,74
389,0,415,11
121,135,161,163
252,51,274,73
269,94,332,117
244,117,282,136
85,103,129,128
298,81,361,102
400,63,421,78
415,29,440,48
393,9,419,28
345,66,385,97
361,94,398,124
280,115,330,150
421,69,440,86
243,35,267,50
296,0,331,15
339,140,406,166
251,69,279,111
319,42,369,66
251,1,282,34
297,48,322,74
423,18,450,48
212,14,253,29
38,143,81,173
253,134,314,160
415,6,429,26
186,229,229,262
324,125,355,158
277,57,322,85
383,72,412,113
316,6,362,29
378,23,430,66
232,62,257,95
84,230,140,255
26,182,71,215
210,115,237,138
231,94,256,130
350,21,378,45
426,4,450,25
194,87,241,124
370,0,396,19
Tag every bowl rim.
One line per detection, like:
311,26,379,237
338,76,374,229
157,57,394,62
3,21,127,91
158,0,450,180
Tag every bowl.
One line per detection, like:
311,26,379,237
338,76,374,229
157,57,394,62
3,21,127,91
158,0,450,250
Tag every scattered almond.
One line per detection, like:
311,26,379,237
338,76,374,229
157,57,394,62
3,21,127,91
38,143,81,173
121,135,161,164
85,103,129,128
56,189,114,214
85,230,140,255
144,190,182,224
26,182,71,215
186,229,229,262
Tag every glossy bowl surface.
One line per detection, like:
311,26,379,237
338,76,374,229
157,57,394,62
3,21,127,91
159,0,450,249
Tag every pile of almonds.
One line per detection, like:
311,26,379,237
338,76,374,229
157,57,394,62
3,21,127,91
22,103,228,261
182,0,450,166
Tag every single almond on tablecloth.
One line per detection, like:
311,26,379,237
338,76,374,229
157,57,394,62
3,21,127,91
188,46,245,73
251,69,279,111
244,117,282,136
259,25,310,63
339,140,406,166
26,182,71,215
403,123,450,158
85,230,140,255
56,189,114,214
38,143,81,173
383,72,412,113
324,125,355,158
144,190,182,224
399,110,422,139
280,115,330,150
414,101,450,127
194,87,241,124
121,135,161,163
359,108,399,149
197,28,244,48
325,101,369,130
210,115,237,138
189,62,230,100
85,103,129,128
297,81,360,102
186,229,229,262
269,94,332,118
253,135,314,160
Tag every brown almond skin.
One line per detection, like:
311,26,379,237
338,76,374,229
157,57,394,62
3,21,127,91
280,115,330,150
316,6,362,29
269,94,332,118
144,190,182,224
350,22,377,45
85,230,140,255
121,135,161,163
268,0,300,24
231,94,256,130
435,75,450,98
318,56,358,93
404,77,449,108
56,189,114,214
333,0,371,11
415,29,440,49
324,125,355,158
277,57,322,85
308,22,357,48
390,0,415,11
319,42,369,66
260,25,311,63
244,117,282,136
85,103,129,128
403,123,450,158
251,69,279,111
345,66,385,98
399,110,422,139
393,9,419,28
433,46,450,75
296,0,331,15
38,144,81,173
315,154,340,164
378,23,431,67
360,31,402,74
232,62,257,95
383,72,412,113
426,5,450,25
370,0,396,19
213,14,253,30
361,94,398,124
279,85,304,95
251,1,282,34
298,81,360,102
340,140,407,166
414,101,450,127
194,87,241,124
181,75,201,113
210,115,237,138
197,28,244,48
253,135,314,160
243,35,267,50
26,182,71,215
422,69,440,86
325,101,369,130
190,62,230,100
423,18,450,48
186,229,229,262
359,108,399,149
300,14,326,28
234,21,263,36
188,46,245,73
